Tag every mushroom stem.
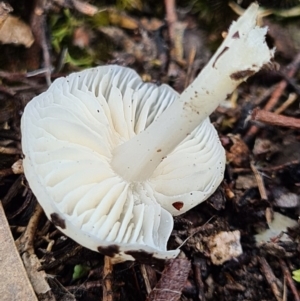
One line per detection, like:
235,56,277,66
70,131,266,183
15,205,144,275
111,3,274,182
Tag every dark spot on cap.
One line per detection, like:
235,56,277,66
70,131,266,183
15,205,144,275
230,69,255,81
50,213,66,229
232,31,240,39
125,250,164,265
172,202,184,211
97,245,120,257
157,149,162,152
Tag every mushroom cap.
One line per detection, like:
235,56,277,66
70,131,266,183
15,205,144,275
21,65,225,262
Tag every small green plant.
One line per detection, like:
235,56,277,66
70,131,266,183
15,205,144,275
64,49,94,67
51,9,81,53
72,264,91,281
116,0,142,10
292,269,300,282
50,9,95,68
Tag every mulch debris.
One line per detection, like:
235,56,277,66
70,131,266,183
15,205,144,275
1,0,300,300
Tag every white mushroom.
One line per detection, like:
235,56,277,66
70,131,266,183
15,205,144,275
21,3,273,262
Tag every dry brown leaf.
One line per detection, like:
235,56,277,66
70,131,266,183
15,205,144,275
0,2,34,47
224,134,250,167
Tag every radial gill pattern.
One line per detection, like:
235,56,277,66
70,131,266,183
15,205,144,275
21,65,225,261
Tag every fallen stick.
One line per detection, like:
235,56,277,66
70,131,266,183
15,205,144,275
279,259,300,301
259,256,283,301
251,108,300,130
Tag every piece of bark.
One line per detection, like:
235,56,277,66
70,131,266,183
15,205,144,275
146,258,190,301
0,202,38,301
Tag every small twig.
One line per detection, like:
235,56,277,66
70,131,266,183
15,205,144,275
140,264,152,295
245,52,300,141
38,15,51,86
259,256,283,301
26,67,54,78
274,93,297,115
193,257,206,301
250,161,268,200
0,70,27,79
0,146,22,154
103,256,114,301
38,244,82,271
1,176,23,207
53,0,99,16
253,86,278,107
258,160,299,172
251,108,300,130
16,202,44,254
66,280,102,292
176,215,216,249
6,189,33,219
15,202,56,300
229,1,273,19
283,276,287,301
28,0,52,86
164,0,186,64
0,168,14,178
230,167,252,173
185,46,197,88
279,74,300,96
10,226,26,233
279,259,300,301
46,238,55,252
267,52,300,111
0,85,16,96
164,0,177,42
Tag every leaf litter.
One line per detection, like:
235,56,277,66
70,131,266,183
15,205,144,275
1,1,300,300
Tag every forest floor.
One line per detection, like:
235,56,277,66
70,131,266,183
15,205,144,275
1,0,300,300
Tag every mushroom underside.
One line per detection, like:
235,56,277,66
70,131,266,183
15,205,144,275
21,65,225,261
